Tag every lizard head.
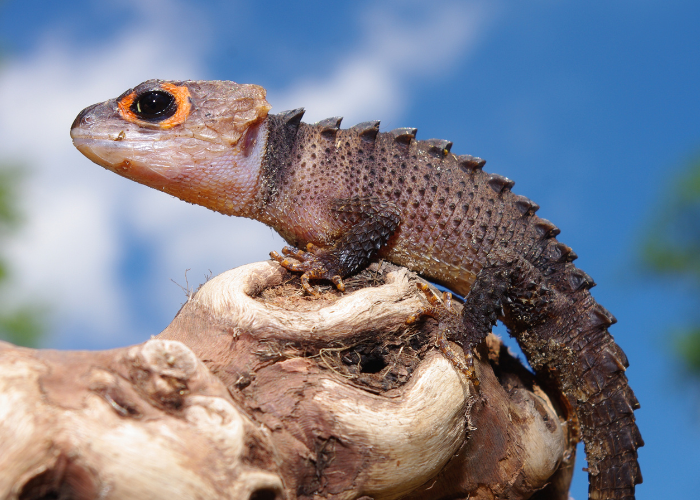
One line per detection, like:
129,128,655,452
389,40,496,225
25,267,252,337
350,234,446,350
71,79,272,216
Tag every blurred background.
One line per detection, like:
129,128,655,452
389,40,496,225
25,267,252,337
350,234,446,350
0,0,698,497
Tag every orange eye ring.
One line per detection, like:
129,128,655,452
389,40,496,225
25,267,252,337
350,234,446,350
118,82,192,129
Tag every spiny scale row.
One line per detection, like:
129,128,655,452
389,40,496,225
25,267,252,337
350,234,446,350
487,173,515,193
277,110,551,253
276,108,487,169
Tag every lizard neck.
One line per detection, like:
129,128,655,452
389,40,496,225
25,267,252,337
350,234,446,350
148,118,270,219
256,115,355,247
222,118,269,218
191,118,269,219
255,113,310,243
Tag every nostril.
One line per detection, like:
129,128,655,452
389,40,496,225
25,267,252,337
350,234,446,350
249,488,281,500
71,103,99,131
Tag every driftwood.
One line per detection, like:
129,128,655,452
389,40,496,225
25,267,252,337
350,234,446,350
0,261,577,500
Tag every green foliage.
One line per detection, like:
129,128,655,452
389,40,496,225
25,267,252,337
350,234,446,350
674,328,700,375
0,4,45,348
0,166,45,347
0,306,44,347
643,156,700,375
0,168,20,228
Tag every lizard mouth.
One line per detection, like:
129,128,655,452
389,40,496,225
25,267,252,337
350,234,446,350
71,132,185,187
72,136,132,170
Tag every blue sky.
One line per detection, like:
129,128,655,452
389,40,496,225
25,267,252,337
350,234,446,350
1,1,699,498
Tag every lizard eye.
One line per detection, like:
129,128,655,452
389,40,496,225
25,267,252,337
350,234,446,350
118,82,191,128
131,90,176,121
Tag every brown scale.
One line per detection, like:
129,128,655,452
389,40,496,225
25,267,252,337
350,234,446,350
260,110,642,500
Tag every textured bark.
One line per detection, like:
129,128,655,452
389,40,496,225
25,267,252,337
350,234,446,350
0,261,576,500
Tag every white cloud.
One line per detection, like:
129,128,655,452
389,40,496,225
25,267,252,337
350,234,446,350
0,0,208,344
0,0,494,348
271,0,493,126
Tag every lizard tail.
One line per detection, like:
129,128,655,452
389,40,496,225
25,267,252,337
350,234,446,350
518,247,644,500
463,250,644,499
563,291,644,500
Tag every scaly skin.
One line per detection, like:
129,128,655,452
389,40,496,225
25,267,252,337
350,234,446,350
71,80,643,500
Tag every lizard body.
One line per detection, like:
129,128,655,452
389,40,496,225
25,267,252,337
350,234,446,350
71,79,642,500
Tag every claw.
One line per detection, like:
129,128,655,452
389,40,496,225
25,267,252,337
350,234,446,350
270,244,343,296
331,275,346,292
270,250,305,272
300,274,320,296
282,246,306,259
405,312,422,325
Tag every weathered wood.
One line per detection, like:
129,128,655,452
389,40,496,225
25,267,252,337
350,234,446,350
0,261,576,500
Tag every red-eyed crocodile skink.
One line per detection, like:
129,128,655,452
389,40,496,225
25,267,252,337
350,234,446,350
70,79,643,500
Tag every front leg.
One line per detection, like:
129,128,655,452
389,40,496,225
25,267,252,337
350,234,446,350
270,197,401,295
270,243,347,295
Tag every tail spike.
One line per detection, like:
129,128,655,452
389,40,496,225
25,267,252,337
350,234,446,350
487,173,515,193
351,120,380,141
457,154,486,171
278,108,305,130
389,127,417,145
568,269,596,291
582,303,616,332
555,242,576,262
534,219,560,238
544,241,577,263
317,116,343,138
513,195,540,215
592,303,617,326
425,139,453,157
610,342,630,368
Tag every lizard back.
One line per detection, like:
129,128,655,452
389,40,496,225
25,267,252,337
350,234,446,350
261,111,644,500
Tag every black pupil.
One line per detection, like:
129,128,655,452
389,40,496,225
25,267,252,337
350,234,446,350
132,91,175,120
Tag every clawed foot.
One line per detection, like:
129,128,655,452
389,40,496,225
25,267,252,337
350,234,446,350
270,243,345,296
407,283,479,387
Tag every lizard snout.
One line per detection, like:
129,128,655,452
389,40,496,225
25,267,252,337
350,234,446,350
71,103,100,132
